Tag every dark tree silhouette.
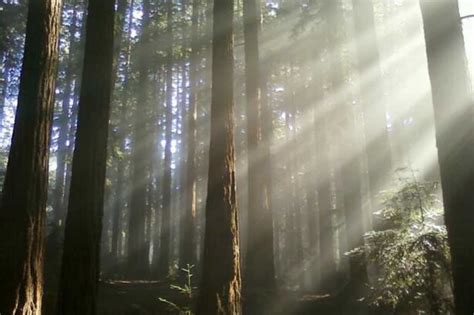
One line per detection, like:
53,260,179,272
55,0,115,313
0,0,61,313
420,1,474,314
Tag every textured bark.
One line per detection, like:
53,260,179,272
0,0,61,314
419,1,474,314
242,0,276,301
127,0,151,279
352,0,392,218
55,0,115,313
196,0,241,313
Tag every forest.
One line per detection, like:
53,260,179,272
0,0,473,314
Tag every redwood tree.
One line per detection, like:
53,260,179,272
196,0,242,312
55,0,115,313
420,1,474,314
0,0,61,313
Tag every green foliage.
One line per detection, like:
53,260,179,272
354,171,453,314
158,264,195,315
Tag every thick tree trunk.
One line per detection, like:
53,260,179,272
0,1,61,314
196,0,242,313
55,0,115,313
419,1,474,314
242,0,276,303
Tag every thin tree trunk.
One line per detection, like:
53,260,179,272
242,0,276,302
112,0,134,265
352,0,392,221
325,0,368,306
63,3,87,216
0,1,61,314
54,0,78,227
181,0,200,268
158,0,174,278
0,50,10,133
55,0,115,313
127,0,151,279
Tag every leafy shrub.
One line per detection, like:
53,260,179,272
354,171,453,314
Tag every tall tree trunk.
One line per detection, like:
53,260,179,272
63,3,87,218
0,50,10,134
307,78,323,292
54,0,78,227
419,1,474,314
315,95,336,294
55,0,115,313
127,0,151,279
158,0,174,277
242,0,276,303
196,0,242,312
316,3,338,293
326,0,368,305
111,0,133,266
0,1,61,314
181,0,200,268
152,65,165,273
352,0,392,220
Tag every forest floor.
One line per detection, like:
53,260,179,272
98,280,342,315
44,280,348,314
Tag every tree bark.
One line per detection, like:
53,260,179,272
419,1,474,314
55,0,115,313
0,0,61,314
196,0,242,313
